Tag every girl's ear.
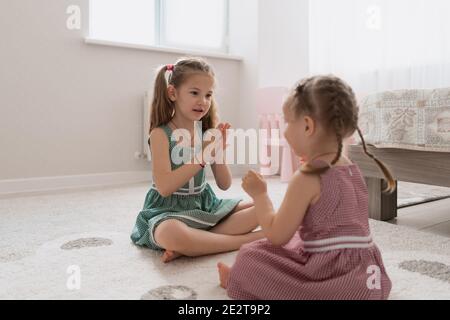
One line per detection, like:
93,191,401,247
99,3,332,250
167,85,177,102
303,116,315,137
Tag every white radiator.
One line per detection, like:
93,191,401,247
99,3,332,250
144,91,151,161
135,91,151,162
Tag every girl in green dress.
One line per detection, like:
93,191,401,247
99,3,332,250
131,57,263,263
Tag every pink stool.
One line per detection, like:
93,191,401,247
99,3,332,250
257,87,300,182
279,116,301,182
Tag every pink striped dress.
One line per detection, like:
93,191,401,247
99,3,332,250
226,164,392,300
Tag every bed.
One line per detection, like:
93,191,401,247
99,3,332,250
348,88,450,221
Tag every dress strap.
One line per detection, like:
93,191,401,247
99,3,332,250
148,124,173,148
160,124,173,140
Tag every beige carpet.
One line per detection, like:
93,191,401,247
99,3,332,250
398,181,450,208
1,179,450,300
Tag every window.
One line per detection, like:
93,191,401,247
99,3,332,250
89,0,229,53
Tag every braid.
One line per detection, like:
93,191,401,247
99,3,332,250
357,127,396,193
356,127,377,162
328,87,347,166
332,132,343,165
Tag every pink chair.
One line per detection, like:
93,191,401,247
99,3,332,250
256,87,301,182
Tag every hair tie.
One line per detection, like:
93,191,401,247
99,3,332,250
166,64,174,72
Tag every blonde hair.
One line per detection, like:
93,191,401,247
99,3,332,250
290,75,396,193
149,57,219,133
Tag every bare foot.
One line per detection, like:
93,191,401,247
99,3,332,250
161,250,182,263
217,262,230,289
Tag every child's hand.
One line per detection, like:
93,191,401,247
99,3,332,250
217,123,231,150
201,123,230,151
242,170,267,198
201,123,231,164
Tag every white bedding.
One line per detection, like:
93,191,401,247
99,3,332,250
358,88,450,152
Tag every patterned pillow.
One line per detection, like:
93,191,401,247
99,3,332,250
357,88,450,152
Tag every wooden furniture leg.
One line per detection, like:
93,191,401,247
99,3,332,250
365,177,398,221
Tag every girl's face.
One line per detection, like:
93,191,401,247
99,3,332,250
169,73,214,122
282,97,314,159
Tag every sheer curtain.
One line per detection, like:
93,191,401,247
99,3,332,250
309,0,450,95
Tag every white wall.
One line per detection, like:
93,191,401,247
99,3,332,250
0,0,242,184
229,0,259,130
0,0,310,193
258,0,310,89
229,0,310,128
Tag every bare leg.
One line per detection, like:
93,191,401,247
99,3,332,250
214,203,254,286
210,202,259,236
162,202,260,262
231,201,254,212
155,219,264,262
161,250,182,263
217,262,231,289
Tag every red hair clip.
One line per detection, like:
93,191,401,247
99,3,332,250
166,64,174,71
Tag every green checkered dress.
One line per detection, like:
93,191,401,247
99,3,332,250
130,124,242,250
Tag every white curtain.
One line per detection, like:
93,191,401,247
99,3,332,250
309,0,450,95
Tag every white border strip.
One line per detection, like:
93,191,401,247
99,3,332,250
303,243,375,253
152,182,207,191
303,236,373,247
151,181,207,195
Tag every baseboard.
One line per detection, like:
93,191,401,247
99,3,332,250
0,171,152,197
0,165,257,197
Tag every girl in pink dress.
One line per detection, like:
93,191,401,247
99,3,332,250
217,75,394,300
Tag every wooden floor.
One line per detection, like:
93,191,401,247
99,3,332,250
392,197,450,237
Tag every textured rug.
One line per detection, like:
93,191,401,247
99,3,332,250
1,179,450,300
398,181,450,208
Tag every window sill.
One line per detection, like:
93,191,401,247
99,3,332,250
85,38,243,62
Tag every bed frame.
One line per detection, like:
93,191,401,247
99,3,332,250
348,145,450,221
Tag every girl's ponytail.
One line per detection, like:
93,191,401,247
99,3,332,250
149,65,175,134
356,127,396,194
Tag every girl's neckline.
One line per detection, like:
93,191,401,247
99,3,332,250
165,122,202,134
308,158,356,170
165,123,174,133
164,123,201,150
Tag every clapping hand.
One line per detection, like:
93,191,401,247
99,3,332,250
200,122,231,165
241,170,268,198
